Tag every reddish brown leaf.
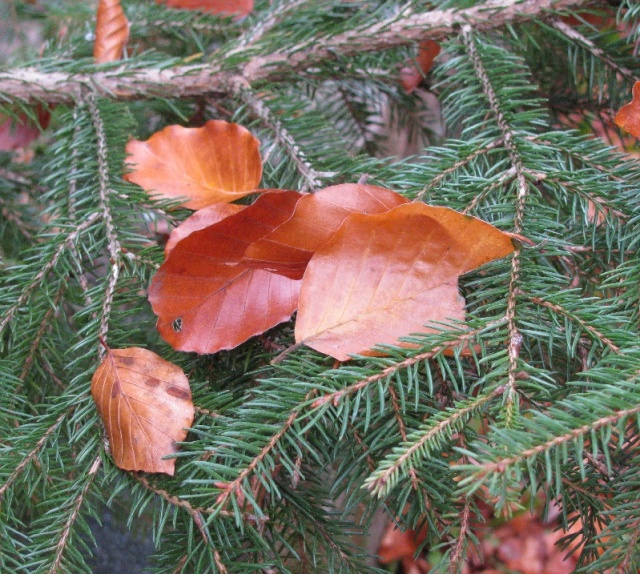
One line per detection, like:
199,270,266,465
125,120,263,210
156,0,253,16
0,106,51,151
400,40,441,94
295,203,514,360
149,191,303,354
615,80,640,138
165,203,245,255
242,184,409,279
94,0,130,63
91,347,194,475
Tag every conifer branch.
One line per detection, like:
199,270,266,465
471,402,640,480
0,412,67,500
48,454,102,574
523,293,622,354
463,167,517,214
550,19,637,81
87,96,122,356
230,87,326,191
312,320,506,409
415,138,504,201
462,26,528,420
0,212,100,339
388,382,419,491
449,497,472,574
0,0,588,104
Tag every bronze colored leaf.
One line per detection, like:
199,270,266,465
156,0,253,16
125,120,263,210
94,0,130,63
165,203,245,255
295,203,514,360
615,81,640,138
242,183,409,279
0,106,50,151
91,347,194,475
399,40,441,94
149,191,303,354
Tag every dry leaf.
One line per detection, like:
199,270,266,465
94,0,130,63
165,203,245,255
242,183,409,279
399,40,441,94
149,191,303,354
125,120,263,210
91,346,194,475
0,106,50,151
295,203,514,360
614,80,640,138
156,0,253,16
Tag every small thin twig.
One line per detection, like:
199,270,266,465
449,498,472,574
388,383,419,491
462,167,517,214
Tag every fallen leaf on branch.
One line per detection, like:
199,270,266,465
94,0,130,63
614,80,640,138
165,203,245,255
91,346,194,475
242,183,408,279
125,120,263,210
0,106,51,151
399,40,441,94
156,0,253,16
149,191,302,354
295,203,514,360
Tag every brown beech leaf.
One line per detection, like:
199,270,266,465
615,80,640,138
242,184,409,279
91,347,194,475
94,0,130,63
399,40,441,94
165,203,245,255
0,106,51,151
149,191,303,354
156,0,253,16
295,203,514,360
125,120,262,210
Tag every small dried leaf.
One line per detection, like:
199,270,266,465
165,203,245,255
125,120,263,210
400,40,441,94
296,203,514,360
156,0,253,16
614,81,640,138
242,183,408,279
149,191,302,354
94,0,130,63
91,347,194,475
0,106,51,151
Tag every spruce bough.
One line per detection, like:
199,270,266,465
0,1,639,572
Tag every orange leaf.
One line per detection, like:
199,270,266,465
0,106,50,151
94,0,130,63
400,40,441,94
125,120,263,210
156,0,253,16
165,203,245,255
615,81,640,138
91,347,194,475
149,191,303,354
295,203,514,360
242,184,409,279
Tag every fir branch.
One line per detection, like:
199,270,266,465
0,212,100,339
462,26,528,421
415,138,504,201
550,19,637,81
48,454,101,574
0,412,67,501
0,0,589,104
449,497,472,574
230,87,326,191
522,293,622,354
86,95,122,355
312,320,506,409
